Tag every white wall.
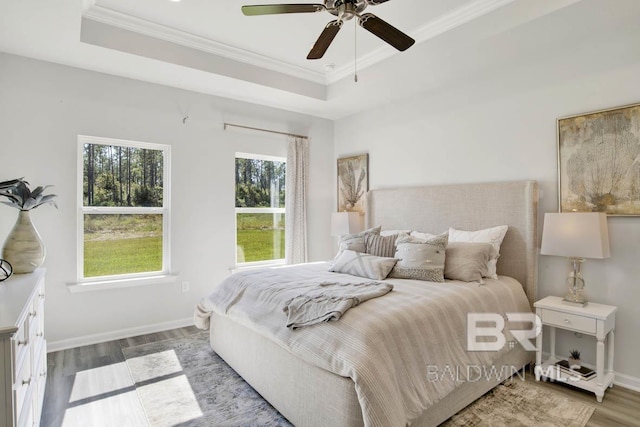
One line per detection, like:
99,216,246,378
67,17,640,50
334,5,640,387
0,52,335,348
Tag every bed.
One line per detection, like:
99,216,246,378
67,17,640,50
201,180,538,426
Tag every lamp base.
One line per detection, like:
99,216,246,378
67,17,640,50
562,297,587,307
563,257,588,307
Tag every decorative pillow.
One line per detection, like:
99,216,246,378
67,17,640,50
365,233,398,258
380,229,411,237
444,242,497,283
410,230,443,240
389,233,448,282
329,250,398,281
337,225,381,254
448,226,508,279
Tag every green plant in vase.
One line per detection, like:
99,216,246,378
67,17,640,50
0,179,57,273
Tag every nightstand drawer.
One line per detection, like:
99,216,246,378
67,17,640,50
541,309,596,334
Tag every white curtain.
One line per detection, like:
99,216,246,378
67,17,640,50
285,136,309,264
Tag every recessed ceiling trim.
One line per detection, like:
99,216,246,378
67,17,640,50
83,5,327,84
327,0,518,83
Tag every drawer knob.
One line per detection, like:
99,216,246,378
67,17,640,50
22,378,31,386
39,293,45,299
29,311,37,317
40,371,47,378
18,339,28,346
36,332,44,337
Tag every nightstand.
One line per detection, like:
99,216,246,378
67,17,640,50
534,296,616,402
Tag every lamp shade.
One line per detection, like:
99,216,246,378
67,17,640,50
540,212,610,259
331,212,363,236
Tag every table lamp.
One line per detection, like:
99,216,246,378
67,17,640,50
540,212,610,306
331,212,363,236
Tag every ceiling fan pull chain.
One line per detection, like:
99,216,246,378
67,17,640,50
354,19,358,83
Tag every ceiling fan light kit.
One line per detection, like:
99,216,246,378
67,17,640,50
241,0,415,60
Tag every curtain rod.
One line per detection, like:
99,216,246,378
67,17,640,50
223,123,307,139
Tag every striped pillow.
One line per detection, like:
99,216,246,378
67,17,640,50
329,250,398,280
365,233,398,258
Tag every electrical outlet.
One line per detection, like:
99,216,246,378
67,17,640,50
181,281,190,293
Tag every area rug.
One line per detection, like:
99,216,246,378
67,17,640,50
442,379,595,427
122,331,292,427
123,331,594,427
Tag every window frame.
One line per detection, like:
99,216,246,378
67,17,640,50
76,135,171,283
235,152,286,267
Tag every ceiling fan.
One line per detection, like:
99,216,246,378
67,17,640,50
241,0,415,60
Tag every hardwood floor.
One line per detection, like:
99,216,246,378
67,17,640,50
523,370,640,427
42,327,640,427
41,326,202,427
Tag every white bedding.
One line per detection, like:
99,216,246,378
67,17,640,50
198,262,532,427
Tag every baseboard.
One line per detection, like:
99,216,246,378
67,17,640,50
47,317,195,352
614,372,640,392
540,351,640,392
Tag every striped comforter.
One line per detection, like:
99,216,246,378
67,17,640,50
199,262,531,427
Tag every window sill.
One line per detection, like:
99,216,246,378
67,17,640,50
230,260,286,274
67,274,178,293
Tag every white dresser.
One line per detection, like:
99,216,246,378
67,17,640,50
0,269,47,427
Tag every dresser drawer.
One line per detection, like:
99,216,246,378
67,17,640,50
13,350,32,423
28,286,43,330
541,309,596,334
30,296,45,345
12,322,30,382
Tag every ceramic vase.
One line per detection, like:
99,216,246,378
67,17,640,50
2,210,45,274
568,357,581,370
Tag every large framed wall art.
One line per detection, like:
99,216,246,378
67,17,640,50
337,154,368,213
557,103,640,215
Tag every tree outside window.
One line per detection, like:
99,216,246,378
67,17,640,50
235,153,286,264
79,136,170,279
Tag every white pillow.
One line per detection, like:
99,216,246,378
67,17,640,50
380,229,411,237
329,250,398,280
410,230,444,240
448,226,508,279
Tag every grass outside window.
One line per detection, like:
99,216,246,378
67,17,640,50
236,213,285,263
84,214,163,277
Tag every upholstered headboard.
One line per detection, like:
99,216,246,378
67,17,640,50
365,181,538,307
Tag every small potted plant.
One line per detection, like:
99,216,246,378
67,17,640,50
0,178,57,273
569,349,581,370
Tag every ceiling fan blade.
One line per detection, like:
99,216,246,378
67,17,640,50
307,20,343,60
242,4,325,16
358,13,415,51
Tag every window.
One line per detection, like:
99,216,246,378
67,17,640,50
78,135,170,281
235,153,286,265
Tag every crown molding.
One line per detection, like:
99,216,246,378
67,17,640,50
83,0,516,86
81,0,96,12
82,5,327,84
327,0,518,83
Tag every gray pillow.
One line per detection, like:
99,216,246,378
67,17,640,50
444,242,496,283
389,233,448,282
337,225,381,254
329,250,398,280
365,233,398,258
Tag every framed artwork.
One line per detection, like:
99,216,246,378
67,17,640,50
557,102,640,215
337,154,368,213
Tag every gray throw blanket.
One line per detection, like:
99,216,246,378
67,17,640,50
284,281,393,329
